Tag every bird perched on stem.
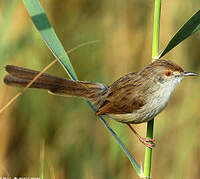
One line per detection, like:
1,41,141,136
3,59,198,148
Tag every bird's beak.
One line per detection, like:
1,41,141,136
183,72,198,76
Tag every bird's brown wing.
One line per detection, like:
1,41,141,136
96,97,144,115
96,72,145,115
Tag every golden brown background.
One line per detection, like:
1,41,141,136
0,0,200,178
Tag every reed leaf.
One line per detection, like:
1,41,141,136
160,9,200,58
23,0,143,177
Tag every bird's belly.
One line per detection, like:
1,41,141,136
108,109,157,124
108,113,149,124
108,90,171,124
108,104,166,124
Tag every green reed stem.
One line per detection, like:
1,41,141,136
144,0,162,178
40,140,45,179
152,0,162,59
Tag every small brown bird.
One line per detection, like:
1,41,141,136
3,60,198,148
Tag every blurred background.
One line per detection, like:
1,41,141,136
0,0,200,178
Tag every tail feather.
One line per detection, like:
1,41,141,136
4,75,60,90
4,65,107,104
5,65,66,84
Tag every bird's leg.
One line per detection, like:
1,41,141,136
127,123,155,148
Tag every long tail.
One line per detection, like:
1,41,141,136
3,65,107,104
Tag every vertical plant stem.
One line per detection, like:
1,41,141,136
144,0,162,178
40,140,45,179
144,120,154,178
152,0,162,59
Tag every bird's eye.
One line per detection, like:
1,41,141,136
165,70,172,77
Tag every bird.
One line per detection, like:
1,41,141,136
3,59,198,148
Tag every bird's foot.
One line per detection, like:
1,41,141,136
127,123,156,148
138,136,155,148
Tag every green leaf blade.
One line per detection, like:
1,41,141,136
23,0,143,177
23,0,77,80
160,9,200,58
